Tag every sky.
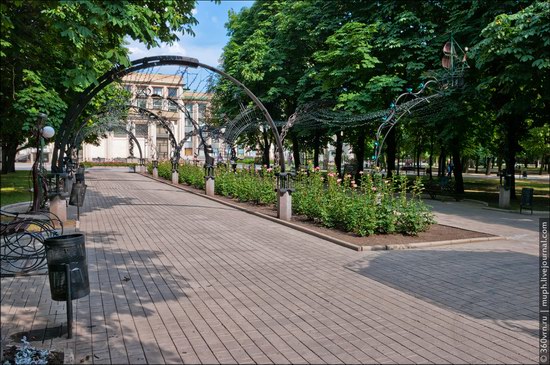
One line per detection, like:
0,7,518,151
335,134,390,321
126,1,254,68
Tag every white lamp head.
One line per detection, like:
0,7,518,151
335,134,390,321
41,126,55,139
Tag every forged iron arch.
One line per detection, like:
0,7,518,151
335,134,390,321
152,95,216,167
70,119,144,164
127,105,181,170
52,56,285,173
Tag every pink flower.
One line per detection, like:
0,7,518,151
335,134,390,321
328,172,336,177
267,168,273,172
351,180,356,185
314,166,320,171
372,187,377,191
337,178,342,184
359,171,364,175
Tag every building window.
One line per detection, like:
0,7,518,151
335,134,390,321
185,104,193,118
152,98,163,110
113,128,127,138
136,98,147,109
135,123,148,138
198,104,207,125
124,85,132,93
167,100,178,112
184,117,194,134
152,87,163,97
168,87,178,98
136,87,149,98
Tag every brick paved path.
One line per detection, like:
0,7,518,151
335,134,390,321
1,168,539,364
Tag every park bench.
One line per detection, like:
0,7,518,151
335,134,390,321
425,176,463,201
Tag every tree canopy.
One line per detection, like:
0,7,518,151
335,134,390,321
0,0,197,173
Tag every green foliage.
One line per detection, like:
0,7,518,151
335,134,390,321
215,166,276,205
178,163,205,189
0,170,33,206
1,0,197,172
293,170,434,236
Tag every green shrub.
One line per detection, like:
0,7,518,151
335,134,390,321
148,160,433,236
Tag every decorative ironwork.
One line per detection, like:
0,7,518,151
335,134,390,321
373,35,469,166
275,172,295,194
52,56,286,174
1,210,63,276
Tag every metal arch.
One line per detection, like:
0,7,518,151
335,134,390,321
152,95,215,167
373,79,442,166
127,105,181,170
71,119,144,164
53,56,285,172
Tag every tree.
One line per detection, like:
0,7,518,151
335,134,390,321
1,0,197,173
473,0,550,197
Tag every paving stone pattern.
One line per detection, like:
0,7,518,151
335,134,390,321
1,169,539,364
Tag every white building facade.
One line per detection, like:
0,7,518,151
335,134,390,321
81,73,220,163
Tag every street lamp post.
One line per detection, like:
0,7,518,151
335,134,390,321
31,114,55,212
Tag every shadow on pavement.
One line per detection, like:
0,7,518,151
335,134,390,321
346,249,538,337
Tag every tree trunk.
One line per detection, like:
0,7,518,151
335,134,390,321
335,131,343,177
475,157,479,173
354,128,366,183
485,157,491,175
261,131,270,168
438,148,446,177
503,116,522,200
313,132,320,168
291,134,301,171
1,141,17,174
428,138,434,180
386,128,396,178
451,144,464,194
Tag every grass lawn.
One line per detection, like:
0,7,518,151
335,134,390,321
418,174,549,211
1,170,33,207
462,176,549,211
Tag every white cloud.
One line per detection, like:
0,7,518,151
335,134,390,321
126,37,223,68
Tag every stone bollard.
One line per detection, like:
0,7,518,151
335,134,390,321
172,171,179,184
205,178,215,196
153,167,158,178
140,165,146,173
499,186,511,209
277,190,292,221
49,195,67,223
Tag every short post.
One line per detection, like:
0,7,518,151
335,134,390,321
139,158,146,173
152,160,158,178
49,195,67,222
499,172,511,209
276,172,294,221
172,161,179,184
204,164,215,196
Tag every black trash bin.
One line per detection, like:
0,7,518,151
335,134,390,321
75,167,85,184
44,234,90,301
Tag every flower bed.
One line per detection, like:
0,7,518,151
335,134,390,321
149,162,433,236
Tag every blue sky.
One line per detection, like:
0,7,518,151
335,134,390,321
126,1,254,67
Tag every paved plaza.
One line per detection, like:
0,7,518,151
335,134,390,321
1,168,541,364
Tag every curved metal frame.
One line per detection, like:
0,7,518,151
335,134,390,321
52,56,285,173
374,79,441,165
71,120,144,164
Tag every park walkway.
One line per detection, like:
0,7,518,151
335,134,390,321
1,168,540,364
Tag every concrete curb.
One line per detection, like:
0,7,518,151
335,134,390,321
482,206,548,215
140,173,505,252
